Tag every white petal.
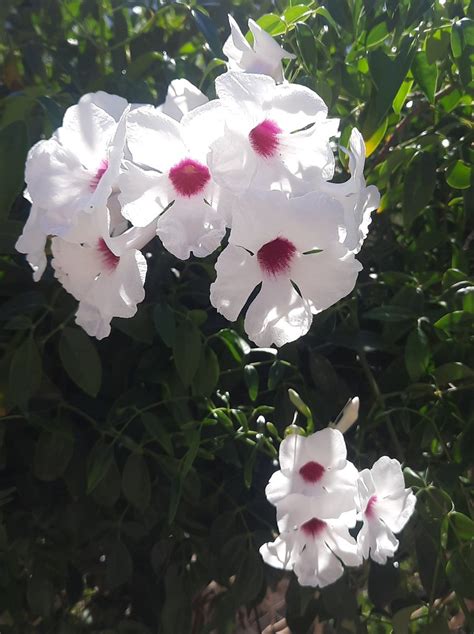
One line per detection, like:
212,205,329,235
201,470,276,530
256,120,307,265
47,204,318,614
181,99,227,154
377,489,417,533
223,15,255,73
301,428,347,469
334,397,360,434
259,535,296,571
15,204,48,281
290,248,362,315
75,302,111,340
125,106,186,172
208,127,257,194
265,83,328,132
276,493,357,530
357,516,399,564
356,469,376,516
57,95,123,170
371,457,406,496
244,278,313,347
79,91,129,122
249,19,295,82
159,79,208,121
215,71,275,124
294,539,344,588
325,519,362,568
265,470,292,506
210,244,261,322
119,161,172,227
156,198,226,260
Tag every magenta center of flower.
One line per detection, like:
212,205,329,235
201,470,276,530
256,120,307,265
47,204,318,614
249,119,282,158
301,517,326,538
89,159,109,192
257,236,296,277
169,158,210,197
365,495,378,518
299,461,326,484
97,238,119,272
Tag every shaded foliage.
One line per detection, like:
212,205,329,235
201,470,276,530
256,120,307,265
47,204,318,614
0,0,473,632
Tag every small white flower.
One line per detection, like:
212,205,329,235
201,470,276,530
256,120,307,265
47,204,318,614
266,428,358,509
210,189,361,347
223,15,295,83
119,102,229,260
356,456,416,564
260,494,362,588
320,129,380,253
51,207,151,340
208,71,339,195
158,78,208,121
25,92,129,237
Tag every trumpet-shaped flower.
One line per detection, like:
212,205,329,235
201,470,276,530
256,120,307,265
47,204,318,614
51,207,153,339
208,72,339,195
25,92,129,237
260,494,362,588
320,128,380,253
356,457,416,564
223,15,295,83
210,190,361,347
119,103,229,259
158,78,208,121
266,428,358,508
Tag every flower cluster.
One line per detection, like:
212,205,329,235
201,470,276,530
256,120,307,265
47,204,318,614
16,16,379,346
260,404,416,587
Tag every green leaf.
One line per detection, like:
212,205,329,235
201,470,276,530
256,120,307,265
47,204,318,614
284,4,313,26
0,121,28,218
256,13,286,36
244,365,259,402
122,453,151,511
268,360,286,390
153,303,175,347
434,311,474,335
392,78,413,115
232,547,265,604
106,540,133,590
27,571,54,617
405,325,430,380
181,428,201,478
366,21,389,49
217,329,250,362
433,362,474,385
87,441,115,494
295,23,317,72
190,8,222,57
173,320,201,387
412,50,438,103
8,334,42,410
402,152,437,228
364,305,416,322
288,388,312,419
449,512,474,541
193,346,219,397
451,19,474,86
426,29,451,65
365,116,388,157
142,413,173,455
34,424,75,481
446,545,474,598
59,327,102,397
91,454,121,507
446,160,471,189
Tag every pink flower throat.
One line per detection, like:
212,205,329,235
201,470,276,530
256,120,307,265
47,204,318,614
299,461,325,484
169,158,210,197
257,236,296,277
90,159,109,192
249,119,281,158
365,495,378,518
97,238,119,272
301,517,326,538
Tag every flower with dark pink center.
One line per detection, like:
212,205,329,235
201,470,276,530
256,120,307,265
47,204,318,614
97,238,120,272
249,119,281,158
169,158,210,197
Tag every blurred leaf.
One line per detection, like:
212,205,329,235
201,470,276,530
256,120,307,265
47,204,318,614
365,117,388,157
412,50,438,103
106,540,133,590
173,320,201,387
87,441,115,494
0,121,28,218
426,29,451,65
153,303,175,347
8,334,42,410
446,160,471,189
142,413,173,455
434,362,474,385
122,453,151,511
59,327,102,397
403,152,437,228
244,364,259,402
392,78,413,115
449,512,474,541
405,325,430,381
256,13,286,36
34,423,74,481
27,571,54,617
434,311,474,334
446,545,474,598
193,346,219,396
191,8,223,57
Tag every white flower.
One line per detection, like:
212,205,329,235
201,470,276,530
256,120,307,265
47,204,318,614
260,494,362,588
210,189,362,347
266,428,358,509
119,102,229,260
320,129,380,253
223,15,295,83
25,91,129,237
356,456,416,564
51,207,152,340
208,72,339,195
158,78,208,121
15,200,48,282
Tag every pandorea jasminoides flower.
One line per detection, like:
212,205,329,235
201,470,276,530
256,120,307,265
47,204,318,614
208,72,339,195
119,103,229,259
158,78,208,121
223,15,295,83
260,495,361,588
266,428,358,509
356,457,416,564
210,190,361,347
51,208,154,339
25,92,129,236
15,199,48,282
320,128,380,253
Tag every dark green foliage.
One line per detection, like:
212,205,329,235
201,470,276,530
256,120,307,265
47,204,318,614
0,0,473,632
